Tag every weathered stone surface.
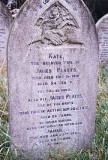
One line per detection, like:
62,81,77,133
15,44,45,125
8,0,99,159
0,1,12,67
96,14,108,64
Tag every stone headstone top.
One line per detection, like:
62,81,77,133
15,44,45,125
8,0,99,159
0,1,12,68
96,14,108,64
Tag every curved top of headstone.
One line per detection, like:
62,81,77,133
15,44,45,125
96,13,108,31
8,0,97,49
96,14,108,64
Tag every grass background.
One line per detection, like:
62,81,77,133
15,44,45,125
0,64,108,160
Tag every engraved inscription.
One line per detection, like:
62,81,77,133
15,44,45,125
98,19,108,63
0,8,11,63
16,48,89,149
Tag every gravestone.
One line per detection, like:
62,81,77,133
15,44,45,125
0,1,12,68
8,0,99,159
96,14,108,64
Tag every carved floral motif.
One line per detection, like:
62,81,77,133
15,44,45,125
31,2,82,46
